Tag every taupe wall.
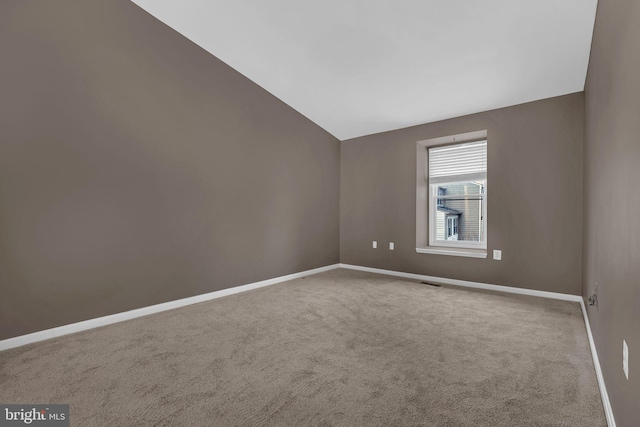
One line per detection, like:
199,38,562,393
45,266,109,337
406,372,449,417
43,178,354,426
583,0,640,424
341,93,584,295
0,1,340,340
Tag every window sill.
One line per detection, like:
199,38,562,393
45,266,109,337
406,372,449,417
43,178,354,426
415,247,487,258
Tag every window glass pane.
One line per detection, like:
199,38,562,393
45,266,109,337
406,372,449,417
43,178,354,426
424,136,487,250
432,196,484,242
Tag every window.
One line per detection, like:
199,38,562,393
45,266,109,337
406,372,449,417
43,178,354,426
446,216,458,240
437,187,446,207
429,140,486,249
415,130,487,258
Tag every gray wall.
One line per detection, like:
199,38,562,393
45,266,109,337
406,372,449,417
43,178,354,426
341,93,584,295
0,0,340,341
583,0,640,425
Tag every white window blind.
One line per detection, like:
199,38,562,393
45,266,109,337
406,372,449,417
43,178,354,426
428,140,487,184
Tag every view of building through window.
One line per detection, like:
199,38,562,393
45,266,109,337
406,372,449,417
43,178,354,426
435,181,485,242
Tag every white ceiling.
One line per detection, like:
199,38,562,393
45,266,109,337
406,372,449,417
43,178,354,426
131,0,598,141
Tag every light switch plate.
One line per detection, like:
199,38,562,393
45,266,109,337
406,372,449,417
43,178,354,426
493,249,502,260
389,242,394,250
372,241,377,249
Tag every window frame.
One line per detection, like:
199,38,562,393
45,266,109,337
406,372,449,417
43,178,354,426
415,130,488,258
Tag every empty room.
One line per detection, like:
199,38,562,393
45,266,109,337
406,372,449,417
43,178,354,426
0,0,638,426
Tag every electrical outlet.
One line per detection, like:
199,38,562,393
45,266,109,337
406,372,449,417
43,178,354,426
372,241,377,249
588,283,598,307
493,249,502,260
389,242,395,250
623,340,629,380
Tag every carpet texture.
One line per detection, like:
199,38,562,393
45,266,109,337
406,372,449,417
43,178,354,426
0,269,606,426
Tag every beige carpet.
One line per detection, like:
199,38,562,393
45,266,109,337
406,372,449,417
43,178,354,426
0,269,605,426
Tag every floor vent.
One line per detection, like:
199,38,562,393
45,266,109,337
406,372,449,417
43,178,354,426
419,281,441,287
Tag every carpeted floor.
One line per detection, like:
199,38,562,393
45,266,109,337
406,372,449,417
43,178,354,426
0,269,605,426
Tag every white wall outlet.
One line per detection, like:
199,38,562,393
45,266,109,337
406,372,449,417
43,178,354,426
372,241,377,249
493,249,502,260
623,340,629,380
389,242,395,250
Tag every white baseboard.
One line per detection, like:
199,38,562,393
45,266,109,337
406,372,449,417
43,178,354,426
0,264,340,352
339,263,583,302
339,263,616,427
578,300,617,427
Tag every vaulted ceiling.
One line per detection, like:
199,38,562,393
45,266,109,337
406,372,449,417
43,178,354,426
131,0,598,141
